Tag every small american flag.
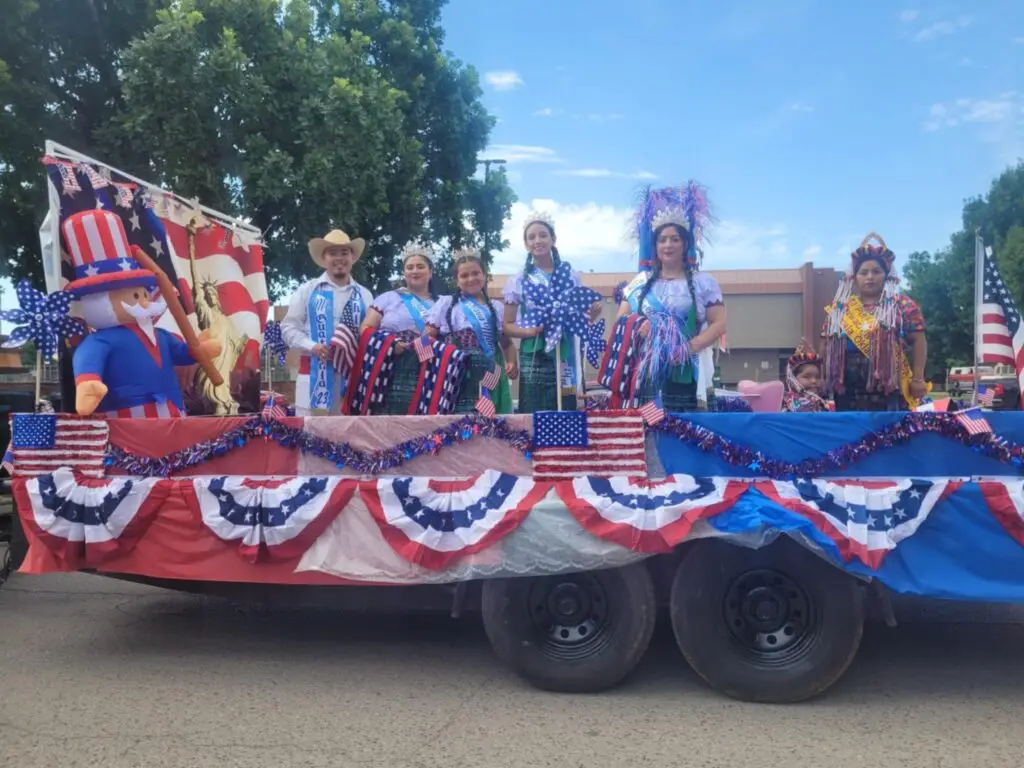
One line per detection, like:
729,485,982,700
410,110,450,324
475,396,497,419
330,322,358,373
977,385,996,407
532,411,647,479
260,392,288,420
481,364,501,391
10,414,109,478
413,335,434,363
977,241,1024,402
956,407,992,436
639,402,665,426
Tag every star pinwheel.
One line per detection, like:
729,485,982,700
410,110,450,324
519,263,602,355
583,318,607,367
262,320,288,366
0,280,83,358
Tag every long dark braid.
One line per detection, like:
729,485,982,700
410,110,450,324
482,272,500,346
445,288,461,335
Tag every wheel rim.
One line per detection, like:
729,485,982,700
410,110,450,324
526,574,613,661
723,568,818,666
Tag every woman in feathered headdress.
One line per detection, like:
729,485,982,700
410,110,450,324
782,341,834,413
821,233,929,411
600,183,727,412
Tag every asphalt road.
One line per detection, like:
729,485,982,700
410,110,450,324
2,567,1024,768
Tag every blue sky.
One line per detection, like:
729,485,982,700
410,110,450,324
443,0,1024,276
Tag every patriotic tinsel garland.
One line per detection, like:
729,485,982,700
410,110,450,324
106,415,532,477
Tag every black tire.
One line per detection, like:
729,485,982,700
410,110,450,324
1,507,28,581
481,564,656,693
670,538,864,703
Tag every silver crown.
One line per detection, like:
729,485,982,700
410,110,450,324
452,246,482,261
523,210,555,233
650,206,691,232
399,241,433,262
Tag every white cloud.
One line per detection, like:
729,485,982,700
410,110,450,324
555,168,658,180
898,9,920,22
789,102,815,113
913,15,972,42
484,70,524,91
493,200,796,274
532,107,557,117
587,113,625,123
803,245,823,258
480,144,564,164
922,92,1023,132
1015,36,1024,44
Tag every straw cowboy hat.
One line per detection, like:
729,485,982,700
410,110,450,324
307,229,366,267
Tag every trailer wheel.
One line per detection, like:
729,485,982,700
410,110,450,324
670,538,864,703
481,564,656,693
1,507,28,583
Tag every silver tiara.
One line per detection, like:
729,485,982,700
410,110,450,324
400,241,433,262
651,207,691,232
452,246,482,261
523,210,555,233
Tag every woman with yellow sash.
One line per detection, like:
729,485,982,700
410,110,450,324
821,233,928,411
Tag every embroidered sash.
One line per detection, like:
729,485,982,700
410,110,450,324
308,287,334,411
839,297,917,407
398,292,431,335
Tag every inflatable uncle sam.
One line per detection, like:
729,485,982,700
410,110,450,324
63,209,222,418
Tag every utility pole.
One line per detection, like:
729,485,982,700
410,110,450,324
478,158,506,258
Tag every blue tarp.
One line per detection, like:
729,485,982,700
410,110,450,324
654,412,1024,602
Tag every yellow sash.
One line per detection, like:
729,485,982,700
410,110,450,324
838,297,927,408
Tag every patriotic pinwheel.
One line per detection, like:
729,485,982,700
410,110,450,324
520,264,602,355
262,320,288,366
0,280,83,358
583,318,607,367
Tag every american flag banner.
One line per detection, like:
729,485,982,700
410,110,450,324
480,364,501,392
532,410,647,479
10,414,109,478
40,150,268,380
976,239,1024,398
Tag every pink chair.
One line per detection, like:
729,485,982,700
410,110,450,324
737,380,784,413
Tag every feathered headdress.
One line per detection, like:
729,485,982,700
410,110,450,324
849,232,895,276
634,182,713,271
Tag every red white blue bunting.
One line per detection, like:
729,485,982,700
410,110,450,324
979,480,1024,548
556,475,746,552
15,467,170,568
360,470,551,569
188,476,357,562
757,479,952,569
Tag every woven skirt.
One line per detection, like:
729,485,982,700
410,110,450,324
453,351,513,415
518,338,577,413
370,350,421,415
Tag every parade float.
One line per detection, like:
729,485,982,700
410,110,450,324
5,146,1024,706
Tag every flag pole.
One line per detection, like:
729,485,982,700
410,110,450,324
973,229,985,405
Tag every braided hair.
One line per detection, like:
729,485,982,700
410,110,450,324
636,224,700,324
447,250,499,345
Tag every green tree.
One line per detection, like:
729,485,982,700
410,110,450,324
0,0,514,297
905,161,1024,377
0,0,162,281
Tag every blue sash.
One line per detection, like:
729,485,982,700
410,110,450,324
628,278,699,390
308,286,334,410
460,296,496,363
398,292,431,335
339,288,367,331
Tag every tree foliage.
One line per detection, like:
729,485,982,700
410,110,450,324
0,0,513,297
904,161,1024,377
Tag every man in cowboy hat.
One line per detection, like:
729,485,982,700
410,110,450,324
281,228,375,414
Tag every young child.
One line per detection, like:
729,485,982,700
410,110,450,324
783,343,835,413
426,249,518,414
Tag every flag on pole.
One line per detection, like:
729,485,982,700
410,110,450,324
976,385,996,408
976,240,1024,405
955,406,992,436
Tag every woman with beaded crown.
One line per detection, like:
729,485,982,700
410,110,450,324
613,183,727,412
502,210,601,412
782,340,834,413
820,233,929,411
426,248,517,414
360,241,441,414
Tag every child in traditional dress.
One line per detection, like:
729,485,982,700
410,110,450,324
426,250,518,414
782,343,835,413
502,211,600,412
